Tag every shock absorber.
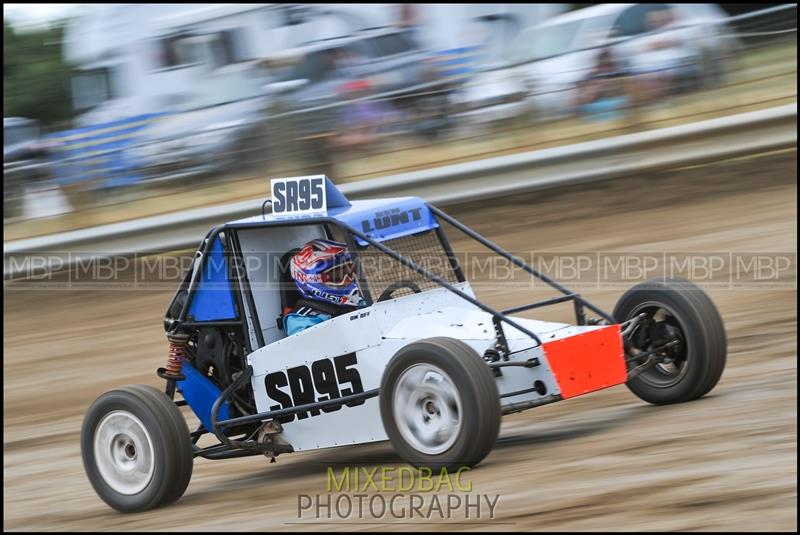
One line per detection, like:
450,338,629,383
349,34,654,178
157,331,190,399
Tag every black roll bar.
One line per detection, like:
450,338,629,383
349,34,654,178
428,205,615,324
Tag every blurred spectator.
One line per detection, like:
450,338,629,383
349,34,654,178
411,64,454,139
627,5,699,103
334,80,400,151
320,48,343,82
334,48,364,79
574,48,631,121
396,3,421,40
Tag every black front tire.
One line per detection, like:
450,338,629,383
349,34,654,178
81,384,193,512
380,337,501,471
614,278,727,405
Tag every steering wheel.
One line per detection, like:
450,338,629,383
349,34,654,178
376,280,423,302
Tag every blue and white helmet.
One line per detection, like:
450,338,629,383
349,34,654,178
290,239,364,307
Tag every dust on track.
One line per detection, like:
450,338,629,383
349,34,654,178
3,152,797,531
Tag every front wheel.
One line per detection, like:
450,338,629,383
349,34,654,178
81,384,193,512
614,278,727,405
380,337,500,471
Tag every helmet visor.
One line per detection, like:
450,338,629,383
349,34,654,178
321,261,355,287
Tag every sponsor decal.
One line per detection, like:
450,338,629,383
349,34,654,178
360,207,424,234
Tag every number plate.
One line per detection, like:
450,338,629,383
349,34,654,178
271,175,327,216
264,353,365,423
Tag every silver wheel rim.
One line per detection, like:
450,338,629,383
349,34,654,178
93,410,155,495
392,363,462,455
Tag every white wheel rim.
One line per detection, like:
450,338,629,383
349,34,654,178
392,364,463,455
93,410,155,495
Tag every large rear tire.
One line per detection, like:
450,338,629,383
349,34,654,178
380,337,500,471
614,278,727,405
81,384,193,512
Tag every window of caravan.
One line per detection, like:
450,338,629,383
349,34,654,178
369,32,416,57
158,34,195,68
157,30,249,71
71,68,114,112
209,30,249,68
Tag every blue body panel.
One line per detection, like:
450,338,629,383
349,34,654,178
323,177,352,210
333,197,439,246
177,362,231,432
228,197,438,245
188,237,238,321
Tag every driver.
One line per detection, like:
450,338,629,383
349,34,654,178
284,239,364,336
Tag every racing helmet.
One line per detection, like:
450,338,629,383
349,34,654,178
289,239,363,308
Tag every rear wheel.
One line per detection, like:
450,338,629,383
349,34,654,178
614,278,727,405
81,384,193,512
380,337,500,470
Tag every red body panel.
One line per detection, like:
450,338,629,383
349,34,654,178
543,325,627,399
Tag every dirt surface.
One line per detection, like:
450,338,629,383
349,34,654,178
3,152,797,531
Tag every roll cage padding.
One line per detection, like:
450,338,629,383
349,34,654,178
278,247,302,314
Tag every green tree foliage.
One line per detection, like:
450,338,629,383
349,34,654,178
4,19,74,126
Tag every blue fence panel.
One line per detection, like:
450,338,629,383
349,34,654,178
45,113,169,190
429,46,483,80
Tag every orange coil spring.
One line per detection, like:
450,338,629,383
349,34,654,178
164,333,190,378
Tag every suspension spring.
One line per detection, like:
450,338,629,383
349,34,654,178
157,331,190,382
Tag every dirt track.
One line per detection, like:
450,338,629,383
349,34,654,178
3,152,797,531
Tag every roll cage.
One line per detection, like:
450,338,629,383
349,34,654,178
163,199,617,460
165,201,615,351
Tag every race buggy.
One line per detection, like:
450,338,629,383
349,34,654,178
81,176,727,512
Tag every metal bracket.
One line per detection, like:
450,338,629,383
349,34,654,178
492,315,510,358
626,340,681,379
257,420,294,460
489,357,540,369
261,199,272,219
483,347,503,377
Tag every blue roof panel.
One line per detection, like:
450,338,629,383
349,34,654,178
227,197,438,245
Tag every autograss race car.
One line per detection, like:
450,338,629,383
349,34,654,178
81,175,727,512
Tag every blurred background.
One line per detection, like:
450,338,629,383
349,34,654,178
4,5,797,531
3,3,796,235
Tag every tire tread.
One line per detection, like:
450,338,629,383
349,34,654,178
614,277,726,405
81,384,193,512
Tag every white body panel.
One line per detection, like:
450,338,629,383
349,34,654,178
247,282,599,452
249,305,389,450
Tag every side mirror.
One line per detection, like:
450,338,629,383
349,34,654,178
264,79,308,94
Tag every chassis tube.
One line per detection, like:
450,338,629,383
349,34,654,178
342,224,545,346
429,205,615,324
216,388,381,430
502,394,562,415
